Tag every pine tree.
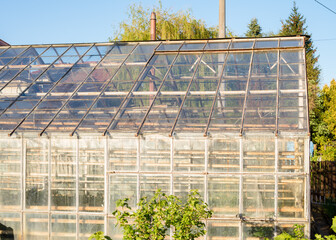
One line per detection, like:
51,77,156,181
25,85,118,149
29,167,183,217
279,2,320,112
245,18,263,37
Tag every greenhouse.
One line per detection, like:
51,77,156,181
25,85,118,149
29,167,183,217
0,36,310,239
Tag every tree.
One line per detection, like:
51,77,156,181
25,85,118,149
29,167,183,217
279,2,320,113
111,1,217,41
311,79,336,160
90,189,212,240
245,18,263,37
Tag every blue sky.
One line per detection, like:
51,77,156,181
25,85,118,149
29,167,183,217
0,0,335,86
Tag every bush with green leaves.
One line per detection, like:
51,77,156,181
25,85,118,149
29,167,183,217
89,189,212,240
272,217,336,240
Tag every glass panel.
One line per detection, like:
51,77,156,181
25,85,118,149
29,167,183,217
26,138,49,210
156,42,183,51
0,46,77,131
173,175,204,201
243,176,275,218
208,176,239,217
207,221,239,240
180,42,206,51
79,215,104,240
24,213,48,240
0,47,10,56
280,38,303,48
278,137,304,172
278,92,307,132
51,214,76,240
51,137,76,211
230,40,254,49
174,138,205,172
279,50,305,90
278,176,305,219
208,138,240,172
107,218,123,240
255,39,278,49
205,41,230,50
140,135,170,172
209,93,244,132
110,175,137,212
109,137,137,171
0,137,21,209
0,47,28,66
243,222,274,240
243,136,275,172
243,93,276,131
277,223,307,236
0,212,21,240
174,95,213,133
79,137,104,212
140,175,170,199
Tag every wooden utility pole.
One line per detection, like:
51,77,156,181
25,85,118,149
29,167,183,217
219,0,226,38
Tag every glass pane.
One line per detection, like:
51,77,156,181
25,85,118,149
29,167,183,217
243,136,275,172
205,41,230,50
209,93,244,133
79,137,104,212
107,218,123,240
278,137,304,172
174,138,205,172
208,176,239,217
180,42,206,51
0,47,28,66
280,39,303,48
255,39,278,49
26,138,49,210
24,213,48,240
109,137,137,171
278,176,305,219
51,137,76,211
156,42,183,51
0,137,21,209
79,215,104,240
140,175,170,199
243,176,275,218
207,221,239,240
174,95,213,133
140,135,170,172
51,214,76,240
230,41,254,49
243,222,274,240
110,175,137,212
243,93,276,131
208,138,240,172
0,212,21,240
278,92,307,132
173,175,204,201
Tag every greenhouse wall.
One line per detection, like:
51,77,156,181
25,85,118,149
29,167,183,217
0,132,310,239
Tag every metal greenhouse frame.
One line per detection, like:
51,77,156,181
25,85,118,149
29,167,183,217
0,36,310,239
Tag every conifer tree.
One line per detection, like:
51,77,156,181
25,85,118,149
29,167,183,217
279,2,320,112
245,18,263,37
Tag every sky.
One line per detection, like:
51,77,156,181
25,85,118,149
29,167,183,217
0,0,335,86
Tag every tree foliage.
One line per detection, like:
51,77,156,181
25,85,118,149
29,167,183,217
111,189,212,240
112,1,217,41
245,18,263,37
279,2,320,112
311,79,336,160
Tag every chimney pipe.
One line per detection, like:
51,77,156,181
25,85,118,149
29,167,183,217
219,0,226,38
150,12,156,40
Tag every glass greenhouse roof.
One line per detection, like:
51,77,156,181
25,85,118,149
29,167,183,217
0,37,308,136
